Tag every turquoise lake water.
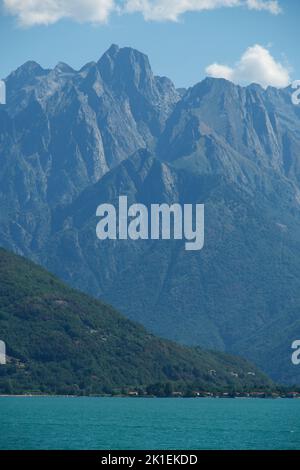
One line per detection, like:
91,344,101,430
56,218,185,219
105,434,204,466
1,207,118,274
0,397,300,450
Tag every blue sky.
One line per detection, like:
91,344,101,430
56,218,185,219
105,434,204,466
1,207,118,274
0,0,299,88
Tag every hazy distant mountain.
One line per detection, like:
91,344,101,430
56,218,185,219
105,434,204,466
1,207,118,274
1,46,300,384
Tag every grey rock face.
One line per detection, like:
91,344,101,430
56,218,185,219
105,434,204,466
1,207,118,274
3,45,180,205
1,47,300,384
0,45,179,253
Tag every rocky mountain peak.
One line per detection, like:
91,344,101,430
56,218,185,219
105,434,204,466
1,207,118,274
53,62,76,75
6,60,47,90
98,44,154,92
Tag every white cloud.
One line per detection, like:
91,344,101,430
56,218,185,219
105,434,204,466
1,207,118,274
246,0,281,15
205,44,291,88
125,0,239,21
205,63,234,81
3,0,116,26
124,0,281,21
3,0,282,26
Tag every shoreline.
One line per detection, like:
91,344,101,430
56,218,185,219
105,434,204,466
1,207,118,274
1,393,300,399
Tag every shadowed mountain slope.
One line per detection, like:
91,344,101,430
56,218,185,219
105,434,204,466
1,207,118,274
0,248,273,395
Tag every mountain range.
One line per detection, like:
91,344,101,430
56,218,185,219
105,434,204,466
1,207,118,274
1,45,300,384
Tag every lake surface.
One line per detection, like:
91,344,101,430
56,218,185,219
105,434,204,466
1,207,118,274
0,397,300,450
